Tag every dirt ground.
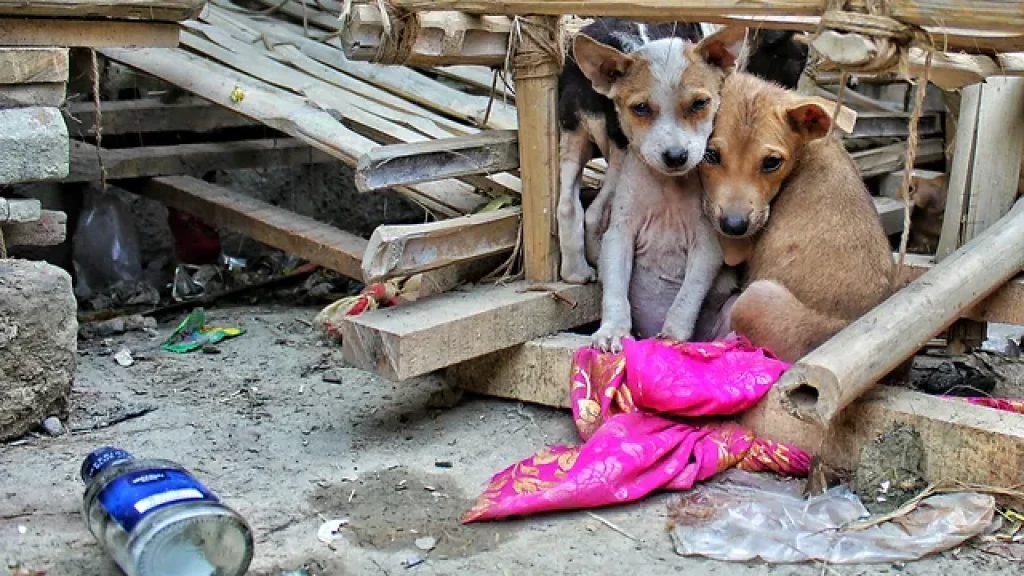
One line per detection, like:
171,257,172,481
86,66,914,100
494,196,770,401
2,304,1021,576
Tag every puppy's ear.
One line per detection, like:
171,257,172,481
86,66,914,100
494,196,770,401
573,34,633,95
695,26,748,71
784,99,833,141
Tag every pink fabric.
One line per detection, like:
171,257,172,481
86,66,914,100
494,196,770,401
464,336,812,523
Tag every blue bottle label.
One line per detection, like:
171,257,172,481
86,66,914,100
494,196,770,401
98,468,219,532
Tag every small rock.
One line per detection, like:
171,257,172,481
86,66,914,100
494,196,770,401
17,524,27,534
414,537,436,552
113,348,134,367
201,346,221,355
434,461,453,469
322,370,344,384
41,416,64,437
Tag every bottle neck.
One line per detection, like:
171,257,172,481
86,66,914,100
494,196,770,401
81,447,134,483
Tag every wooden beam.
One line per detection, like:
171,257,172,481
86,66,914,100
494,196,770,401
1,210,66,247
937,77,1024,355
65,139,333,184
341,281,600,380
0,83,66,108
363,207,520,283
341,6,512,66
775,198,1024,427
848,112,943,140
64,98,257,137
389,0,1024,35
126,175,368,280
938,78,1024,258
356,130,519,192
0,19,181,48
0,198,41,223
744,385,1024,488
449,331,1024,487
0,0,204,21
0,48,68,85
515,15,560,282
448,332,580,408
852,138,944,178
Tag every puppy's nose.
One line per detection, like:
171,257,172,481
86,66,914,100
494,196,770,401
662,147,689,169
719,215,749,236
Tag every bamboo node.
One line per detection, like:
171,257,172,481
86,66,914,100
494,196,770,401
509,16,564,81
341,0,421,65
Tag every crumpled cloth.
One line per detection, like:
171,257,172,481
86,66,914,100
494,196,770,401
464,336,812,523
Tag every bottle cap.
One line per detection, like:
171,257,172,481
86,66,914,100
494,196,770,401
80,447,133,483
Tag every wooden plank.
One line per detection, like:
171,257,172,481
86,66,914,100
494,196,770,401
774,198,1024,426
236,2,519,130
363,207,520,283
849,112,943,140
341,281,601,380
127,175,367,280
936,78,1024,354
0,19,181,48
1,210,66,247
64,98,257,137
515,15,560,282
449,330,1024,487
0,48,68,85
65,139,334,184
853,138,945,178
448,332,580,408
0,83,66,108
0,0,204,21
356,130,519,192
744,385,1024,488
390,0,1024,35
176,24,499,209
100,47,481,218
0,197,41,223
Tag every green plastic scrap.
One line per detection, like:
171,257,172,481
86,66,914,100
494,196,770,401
161,308,245,353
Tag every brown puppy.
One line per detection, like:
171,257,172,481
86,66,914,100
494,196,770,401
698,72,893,363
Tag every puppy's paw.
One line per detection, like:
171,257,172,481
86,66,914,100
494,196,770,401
657,322,693,343
592,322,630,353
560,259,597,284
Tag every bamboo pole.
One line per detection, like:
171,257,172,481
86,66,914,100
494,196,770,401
775,197,1024,427
514,16,560,282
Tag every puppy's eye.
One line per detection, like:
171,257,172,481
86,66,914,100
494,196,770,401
761,156,783,173
630,102,652,117
690,97,710,113
703,148,721,166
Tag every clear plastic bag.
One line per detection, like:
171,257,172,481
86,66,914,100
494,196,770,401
72,188,143,300
668,470,996,564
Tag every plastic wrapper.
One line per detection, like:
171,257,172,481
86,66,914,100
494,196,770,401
72,189,143,300
668,470,995,564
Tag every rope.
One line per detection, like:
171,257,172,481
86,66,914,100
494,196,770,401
895,49,933,279
340,0,421,65
0,227,7,259
90,49,108,191
809,0,936,285
508,16,564,81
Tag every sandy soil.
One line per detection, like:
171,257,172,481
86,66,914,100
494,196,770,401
2,305,1020,576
